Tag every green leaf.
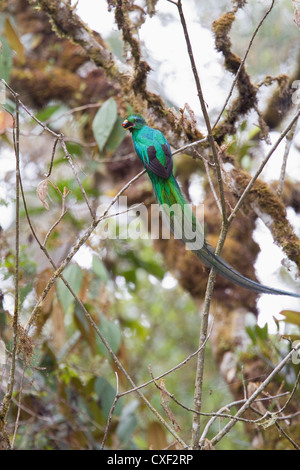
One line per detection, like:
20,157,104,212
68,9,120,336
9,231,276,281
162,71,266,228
58,363,79,386
246,323,268,344
121,268,137,285
4,17,25,63
280,310,300,326
20,283,34,306
92,98,118,152
94,376,122,419
97,313,122,356
119,250,165,280
92,255,109,282
0,36,12,82
103,116,126,155
117,400,138,442
35,104,62,122
106,31,124,59
2,97,15,114
255,323,268,341
64,140,83,157
73,302,90,338
56,263,83,313
245,326,257,344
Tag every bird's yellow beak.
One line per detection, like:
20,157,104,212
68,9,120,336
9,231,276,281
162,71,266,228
122,119,134,129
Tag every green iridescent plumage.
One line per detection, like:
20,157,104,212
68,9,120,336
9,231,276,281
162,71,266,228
123,114,300,298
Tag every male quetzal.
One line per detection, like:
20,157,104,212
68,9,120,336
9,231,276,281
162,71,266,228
123,114,300,298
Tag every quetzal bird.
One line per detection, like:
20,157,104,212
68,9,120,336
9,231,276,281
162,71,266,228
123,114,300,298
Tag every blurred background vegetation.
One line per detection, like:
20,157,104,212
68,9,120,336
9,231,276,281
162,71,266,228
0,0,299,450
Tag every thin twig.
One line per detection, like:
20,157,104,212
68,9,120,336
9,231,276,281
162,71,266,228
45,137,59,178
24,169,146,334
42,102,101,127
192,147,223,214
191,272,217,448
171,0,227,223
172,0,228,225
42,185,70,246
277,116,299,197
19,161,187,447
11,363,27,449
95,152,136,163
276,367,300,415
172,137,208,156
199,392,291,445
119,319,214,397
167,0,232,449
228,106,300,224
1,79,97,221
212,0,275,130
209,341,300,447
243,375,300,451
0,79,59,137
59,137,96,220
101,372,120,450
275,420,300,450
166,0,236,449
0,95,20,446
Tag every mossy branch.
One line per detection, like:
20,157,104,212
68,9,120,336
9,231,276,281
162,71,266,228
0,95,20,449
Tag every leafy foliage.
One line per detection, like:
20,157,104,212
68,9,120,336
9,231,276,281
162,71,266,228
0,0,299,451
92,98,125,154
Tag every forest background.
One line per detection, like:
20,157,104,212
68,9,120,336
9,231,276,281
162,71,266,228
0,0,300,450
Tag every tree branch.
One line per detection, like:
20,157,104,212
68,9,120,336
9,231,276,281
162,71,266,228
0,95,20,448
208,341,300,448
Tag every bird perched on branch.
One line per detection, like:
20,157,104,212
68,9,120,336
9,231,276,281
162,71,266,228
123,114,300,298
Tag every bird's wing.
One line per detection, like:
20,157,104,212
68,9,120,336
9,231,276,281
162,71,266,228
134,127,173,179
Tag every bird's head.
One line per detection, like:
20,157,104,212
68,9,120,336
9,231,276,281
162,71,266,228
122,115,146,132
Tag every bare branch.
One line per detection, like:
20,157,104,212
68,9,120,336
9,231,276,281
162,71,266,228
277,114,299,197
101,372,120,450
213,0,275,130
0,96,21,446
228,106,300,224
209,342,300,447
171,0,228,224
